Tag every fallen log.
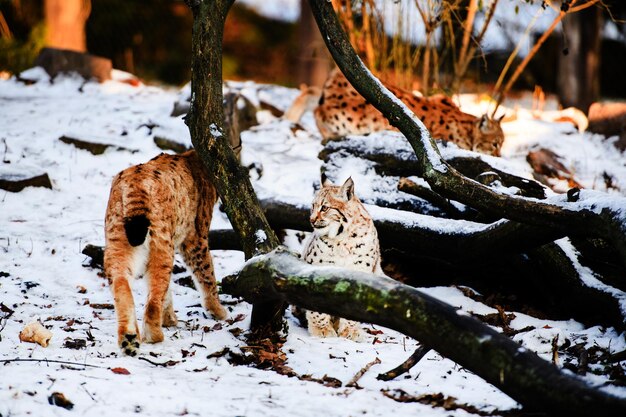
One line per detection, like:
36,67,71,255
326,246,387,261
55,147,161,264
308,0,626,266
0,172,52,192
222,248,626,417
59,135,135,155
320,135,547,200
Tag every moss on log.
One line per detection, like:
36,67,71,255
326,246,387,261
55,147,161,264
223,248,626,416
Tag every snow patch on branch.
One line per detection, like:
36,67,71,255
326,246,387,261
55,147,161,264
557,238,626,316
254,229,268,245
209,123,223,138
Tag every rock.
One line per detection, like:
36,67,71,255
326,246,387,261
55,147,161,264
35,47,112,82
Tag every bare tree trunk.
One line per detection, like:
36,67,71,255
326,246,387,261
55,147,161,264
557,5,602,112
44,0,90,52
184,0,283,337
223,249,626,417
297,0,331,87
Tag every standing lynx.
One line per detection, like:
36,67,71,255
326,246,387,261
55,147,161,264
104,150,227,356
302,175,384,341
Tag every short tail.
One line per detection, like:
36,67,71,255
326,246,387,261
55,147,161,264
124,215,150,247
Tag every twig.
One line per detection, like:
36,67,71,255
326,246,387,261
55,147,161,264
577,350,588,376
346,357,381,388
377,345,431,381
80,382,97,402
137,356,179,367
2,358,108,369
493,0,600,113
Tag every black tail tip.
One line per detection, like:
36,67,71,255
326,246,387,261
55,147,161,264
124,215,150,247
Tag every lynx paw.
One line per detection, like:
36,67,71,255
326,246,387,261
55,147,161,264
120,333,140,356
162,309,178,327
338,320,363,342
210,304,228,321
142,324,164,344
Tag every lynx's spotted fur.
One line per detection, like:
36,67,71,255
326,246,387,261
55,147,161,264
310,69,505,156
302,175,384,341
104,150,226,356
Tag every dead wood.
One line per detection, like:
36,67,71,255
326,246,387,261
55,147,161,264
529,242,625,330
526,148,582,188
0,172,52,192
59,135,134,155
222,248,626,417
346,357,381,388
376,345,431,381
320,139,547,200
397,177,472,220
307,0,626,266
153,137,190,154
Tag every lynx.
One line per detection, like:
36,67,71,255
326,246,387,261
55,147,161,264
302,175,384,341
287,69,505,156
104,150,227,356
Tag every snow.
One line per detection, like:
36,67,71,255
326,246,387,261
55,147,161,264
1,69,625,417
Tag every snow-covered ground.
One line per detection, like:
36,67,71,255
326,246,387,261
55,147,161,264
1,69,625,417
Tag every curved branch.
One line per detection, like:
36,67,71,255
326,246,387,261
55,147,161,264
307,0,626,265
222,249,626,417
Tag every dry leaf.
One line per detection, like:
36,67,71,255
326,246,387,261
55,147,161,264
111,367,130,375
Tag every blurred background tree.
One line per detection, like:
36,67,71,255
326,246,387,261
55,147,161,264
0,0,625,111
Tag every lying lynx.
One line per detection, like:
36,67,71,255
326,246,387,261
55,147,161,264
104,150,227,356
302,175,384,341
287,69,505,156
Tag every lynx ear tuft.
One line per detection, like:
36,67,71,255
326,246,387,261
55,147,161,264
340,177,355,201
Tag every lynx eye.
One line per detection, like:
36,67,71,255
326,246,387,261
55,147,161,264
320,205,329,212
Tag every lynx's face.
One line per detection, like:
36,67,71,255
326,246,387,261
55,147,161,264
473,115,505,156
310,177,355,239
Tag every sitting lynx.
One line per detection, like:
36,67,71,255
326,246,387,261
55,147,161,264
302,175,384,341
287,69,504,156
104,150,227,356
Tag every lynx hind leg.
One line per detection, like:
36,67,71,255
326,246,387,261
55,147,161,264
105,241,141,356
161,286,177,327
306,310,338,338
337,319,363,342
181,233,227,320
142,240,175,344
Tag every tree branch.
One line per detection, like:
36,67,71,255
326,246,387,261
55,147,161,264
222,249,626,417
307,0,626,265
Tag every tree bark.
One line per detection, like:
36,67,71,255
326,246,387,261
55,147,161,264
297,0,331,87
44,0,90,52
222,249,626,417
185,0,283,335
557,5,602,112
307,0,626,266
